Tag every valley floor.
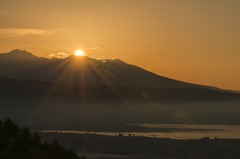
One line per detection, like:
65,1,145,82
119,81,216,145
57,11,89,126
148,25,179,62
39,132,240,159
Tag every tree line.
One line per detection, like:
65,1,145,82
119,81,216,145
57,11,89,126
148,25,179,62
0,118,85,159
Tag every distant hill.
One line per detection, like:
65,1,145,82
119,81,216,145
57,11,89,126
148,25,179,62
0,49,219,90
0,76,239,101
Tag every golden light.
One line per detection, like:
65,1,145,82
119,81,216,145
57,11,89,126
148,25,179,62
75,50,84,56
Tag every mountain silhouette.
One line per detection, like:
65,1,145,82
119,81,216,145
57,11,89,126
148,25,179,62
0,49,219,89
0,76,239,101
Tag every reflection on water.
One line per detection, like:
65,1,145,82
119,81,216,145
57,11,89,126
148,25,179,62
40,124,240,139
128,124,240,131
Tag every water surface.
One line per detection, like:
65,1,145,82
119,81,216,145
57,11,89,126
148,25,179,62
41,124,240,139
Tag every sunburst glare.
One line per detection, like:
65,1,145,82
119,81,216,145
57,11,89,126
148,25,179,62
75,50,84,56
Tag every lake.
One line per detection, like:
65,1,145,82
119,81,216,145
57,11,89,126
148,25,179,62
40,123,240,139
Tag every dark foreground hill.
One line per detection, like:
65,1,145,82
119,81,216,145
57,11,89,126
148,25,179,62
0,49,219,90
0,76,239,102
0,118,82,159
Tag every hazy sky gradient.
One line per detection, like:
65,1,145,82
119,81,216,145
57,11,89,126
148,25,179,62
1,0,240,90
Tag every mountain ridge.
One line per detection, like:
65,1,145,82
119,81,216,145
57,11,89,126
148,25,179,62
0,76,239,102
0,49,221,90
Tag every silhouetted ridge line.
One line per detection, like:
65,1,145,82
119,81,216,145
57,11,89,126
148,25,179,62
0,77,239,101
0,49,223,90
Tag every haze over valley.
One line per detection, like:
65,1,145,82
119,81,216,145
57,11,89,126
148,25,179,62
1,49,240,133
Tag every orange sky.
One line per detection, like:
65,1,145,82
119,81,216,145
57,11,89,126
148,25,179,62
0,0,240,90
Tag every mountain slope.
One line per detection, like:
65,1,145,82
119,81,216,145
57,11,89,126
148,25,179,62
0,77,239,101
0,49,217,89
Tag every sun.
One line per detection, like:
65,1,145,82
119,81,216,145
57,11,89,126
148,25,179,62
75,50,84,56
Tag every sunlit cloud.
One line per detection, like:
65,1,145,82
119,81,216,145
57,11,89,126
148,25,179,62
104,5,111,8
0,28,53,36
92,56,116,61
91,47,99,50
48,52,70,59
